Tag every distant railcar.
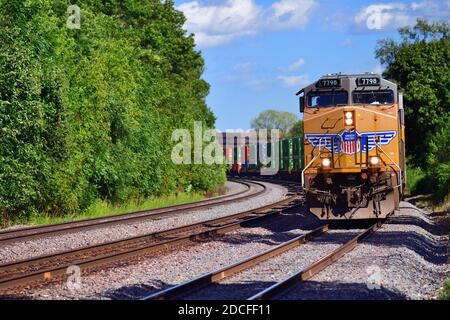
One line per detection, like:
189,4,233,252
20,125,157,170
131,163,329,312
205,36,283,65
226,137,303,182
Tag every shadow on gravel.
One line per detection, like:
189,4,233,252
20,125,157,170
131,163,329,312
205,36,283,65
428,210,450,218
387,214,447,236
363,230,448,264
214,211,329,247
175,281,278,300
124,279,408,300
279,280,408,300
0,294,32,300
103,280,172,300
217,208,360,247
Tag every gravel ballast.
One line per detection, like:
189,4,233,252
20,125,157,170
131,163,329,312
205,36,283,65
277,202,448,300
1,193,447,300
180,229,361,300
0,181,286,264
12,206,320,300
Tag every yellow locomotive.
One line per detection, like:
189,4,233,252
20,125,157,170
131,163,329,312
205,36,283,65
297,73,406,220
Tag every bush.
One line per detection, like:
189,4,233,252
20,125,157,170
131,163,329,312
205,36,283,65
406,165,427,196
376,20,450,202
426,124,450,200
0,1,225,225
442,280,450,300
408,124,450,201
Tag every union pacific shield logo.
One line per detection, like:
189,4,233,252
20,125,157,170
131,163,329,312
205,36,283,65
305,130,397,154
341,130,360,154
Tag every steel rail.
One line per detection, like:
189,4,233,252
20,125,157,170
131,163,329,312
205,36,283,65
0,195,301,292
142,224,328,300
248,221,381,300
232,175,302,189
0,180,267,245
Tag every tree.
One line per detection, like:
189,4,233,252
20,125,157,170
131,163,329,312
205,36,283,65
0,0,226,224
376,19,450,200
287,120,304,139
376,19,450,166
251,110,301,138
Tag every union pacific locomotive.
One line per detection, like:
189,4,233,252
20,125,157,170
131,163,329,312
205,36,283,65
298,73,405,220
226,73,406,220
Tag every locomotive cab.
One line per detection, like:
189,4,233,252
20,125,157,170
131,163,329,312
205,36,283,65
298,73,406,220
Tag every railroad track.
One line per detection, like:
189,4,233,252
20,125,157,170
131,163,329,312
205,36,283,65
229,174,303,187
143,221,381,300
0,193,302,292
0,179,267,245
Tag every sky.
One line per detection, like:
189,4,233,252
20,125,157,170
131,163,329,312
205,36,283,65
173,0,450,131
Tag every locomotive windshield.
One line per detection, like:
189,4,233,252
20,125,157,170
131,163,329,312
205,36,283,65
353,90,394,105
307,91,348,107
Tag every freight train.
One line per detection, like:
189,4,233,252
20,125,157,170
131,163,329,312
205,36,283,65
225,73,406,220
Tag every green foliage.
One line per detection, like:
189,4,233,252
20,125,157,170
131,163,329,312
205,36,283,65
251,109,301,138
405,165,427,195
376,19,450,201
0,0,225,225
26,192,207,227
442,279,450,300
287,120,304,139
425,125,450,199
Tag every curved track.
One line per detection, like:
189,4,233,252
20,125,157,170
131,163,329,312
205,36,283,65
0,179,266,245
0,191,301,292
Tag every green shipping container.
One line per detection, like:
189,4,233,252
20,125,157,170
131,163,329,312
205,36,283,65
292,137,304,171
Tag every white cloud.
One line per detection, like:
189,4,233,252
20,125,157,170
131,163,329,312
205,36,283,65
277,74,309,87
323,10,349,32
178,0,261,47
267,0,317,30
177,0,318,47
234,62,254,72
411,2,426,11
225,73,272,90
194,32,238,47
355,3,411,31
287,58,305,72
354,1,450,32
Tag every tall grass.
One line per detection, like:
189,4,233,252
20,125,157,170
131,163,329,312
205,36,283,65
441,280,450,300
17,192,208,227
406,166,427,196
406,163,449,203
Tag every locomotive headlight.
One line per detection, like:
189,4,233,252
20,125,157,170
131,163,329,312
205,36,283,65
370,156,380,165
345,111,354,126
322,158,331,167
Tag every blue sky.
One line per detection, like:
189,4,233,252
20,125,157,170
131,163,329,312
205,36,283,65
174,0,450,130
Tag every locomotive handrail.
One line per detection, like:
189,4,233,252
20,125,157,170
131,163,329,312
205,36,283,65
375,143,403,196
301,137,325,189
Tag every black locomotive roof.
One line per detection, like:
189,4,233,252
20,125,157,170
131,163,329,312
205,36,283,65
297,72,398,96
320,72,380,78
